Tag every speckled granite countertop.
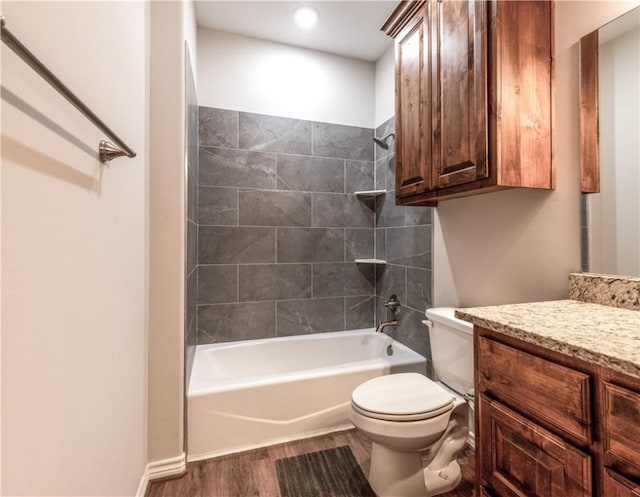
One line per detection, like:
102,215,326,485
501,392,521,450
455,300,640,379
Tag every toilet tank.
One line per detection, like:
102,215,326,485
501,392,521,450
425,307,473,395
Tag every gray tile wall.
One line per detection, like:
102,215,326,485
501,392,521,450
197,107,376,345
373,116,434,372
185,51,198,384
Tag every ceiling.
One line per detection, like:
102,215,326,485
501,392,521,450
195,1,397,62
598,5,639,45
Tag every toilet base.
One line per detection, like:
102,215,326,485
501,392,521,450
368,443,462,497
369,443,426,497
424,460,462,496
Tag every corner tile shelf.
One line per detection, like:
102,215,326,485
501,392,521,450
354,189,386,198
353,190,387,265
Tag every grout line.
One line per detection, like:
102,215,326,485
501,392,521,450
199,224,371,229
198,185,362,196
405,266,408,307
199,262,352,267
196,295,369,308
384,228,387,268
196,136,200,343
199,184,280,192
274,300,278,336
236,188,239,226
373,225,377,261
404,199,408,227
343,160,346,194
343,228,347,262
373,149,377,185
236,112,240,148
236,264,240,303
186,266,197,280
344,296,347,330
274,226,278,263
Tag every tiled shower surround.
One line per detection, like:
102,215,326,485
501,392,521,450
196,108,433,366
185,51,198,380
374,117,434,361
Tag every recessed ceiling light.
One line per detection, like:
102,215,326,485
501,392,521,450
294,6,319,29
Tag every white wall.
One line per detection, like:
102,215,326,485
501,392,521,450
197,28,375,127
183,0,198,81
148,1,186,466
431,1,640,308
589,24,640,276
1,1,148,495
374,45,395,128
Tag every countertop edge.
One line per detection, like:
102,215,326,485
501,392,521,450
455,306,640,380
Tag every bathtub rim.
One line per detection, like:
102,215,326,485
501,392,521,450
188,328,426,397
194,327,377,354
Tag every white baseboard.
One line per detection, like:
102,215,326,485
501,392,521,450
135,470,149,497
148,452,187,480
136,452,187,496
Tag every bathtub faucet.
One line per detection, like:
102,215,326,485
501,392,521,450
376,319,398,333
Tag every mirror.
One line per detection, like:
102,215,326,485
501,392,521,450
580,6,640,277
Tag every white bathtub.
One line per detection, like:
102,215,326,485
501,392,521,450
188,329,426,460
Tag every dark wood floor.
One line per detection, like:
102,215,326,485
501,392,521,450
147,429,476,497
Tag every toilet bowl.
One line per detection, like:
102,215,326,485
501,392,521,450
350,307,474,497
350,373,469,497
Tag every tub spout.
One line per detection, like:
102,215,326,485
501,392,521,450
376,319,398,333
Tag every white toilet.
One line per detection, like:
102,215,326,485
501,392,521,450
350,307,474,497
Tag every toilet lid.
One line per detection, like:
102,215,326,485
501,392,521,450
351,373,454,421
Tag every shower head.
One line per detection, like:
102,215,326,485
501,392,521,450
373,133,395,150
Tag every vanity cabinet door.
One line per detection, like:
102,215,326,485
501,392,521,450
480,397,593,497
604,470,640,497
603,383,640,480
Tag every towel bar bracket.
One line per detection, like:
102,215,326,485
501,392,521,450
99,141,130,163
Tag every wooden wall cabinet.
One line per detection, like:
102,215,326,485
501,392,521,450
382,0,554,206
476,327,640,497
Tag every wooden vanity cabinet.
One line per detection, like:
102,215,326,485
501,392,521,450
603,382,640,481
480,397,593,497
475,327,640,497
604,470,640,497
382,0,554,206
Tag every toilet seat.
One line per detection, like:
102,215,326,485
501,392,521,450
351,373,455,422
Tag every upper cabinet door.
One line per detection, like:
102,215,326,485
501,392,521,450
383,0,553,206
490,0,554,189
431,0,487,189
394,4,432,198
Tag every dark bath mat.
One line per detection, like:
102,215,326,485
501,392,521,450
275,445,376,497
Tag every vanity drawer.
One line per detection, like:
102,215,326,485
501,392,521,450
604,469,640,497
480,397,592,497
478,337,592,443
604,382,640,479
